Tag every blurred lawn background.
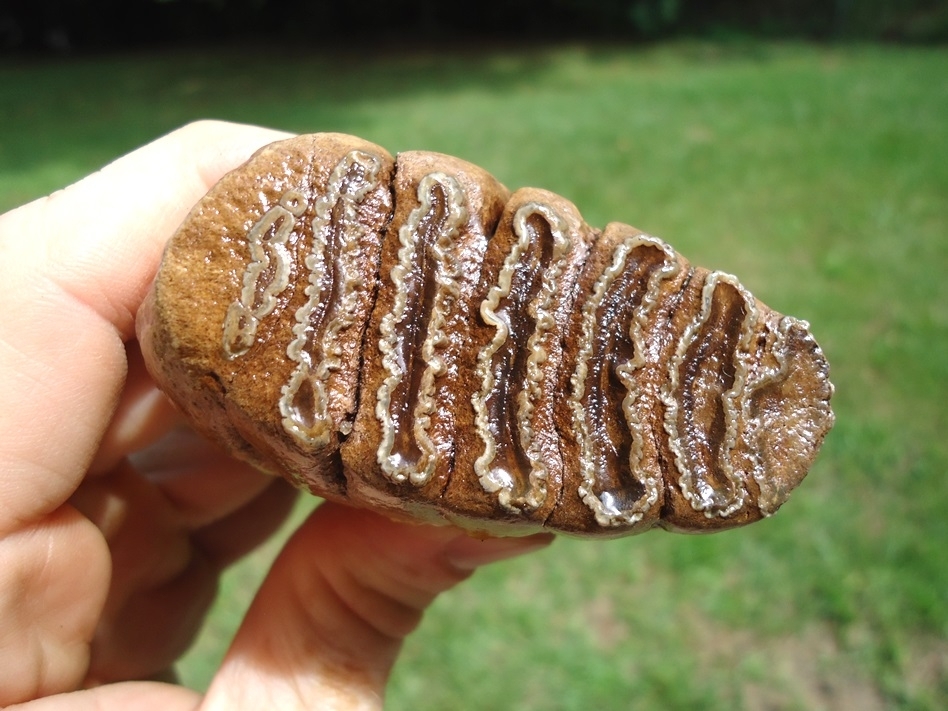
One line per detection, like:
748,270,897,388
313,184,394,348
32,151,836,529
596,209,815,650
2,40,946,709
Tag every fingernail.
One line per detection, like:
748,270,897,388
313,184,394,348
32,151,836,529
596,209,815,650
444,533,555,571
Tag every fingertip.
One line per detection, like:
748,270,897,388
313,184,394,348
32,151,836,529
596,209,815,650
443,531,556,571
3,681,201,711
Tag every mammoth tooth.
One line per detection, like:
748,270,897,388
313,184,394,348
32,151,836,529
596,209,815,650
136,134,396,498
473,199,576,509
279,149,387,448
737,314,834,516
138,132,835,538
373,171,468,486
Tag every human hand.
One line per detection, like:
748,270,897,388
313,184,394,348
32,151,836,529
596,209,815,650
0,121,553,710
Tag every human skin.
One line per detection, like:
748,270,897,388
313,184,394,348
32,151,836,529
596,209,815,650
0,121,552,710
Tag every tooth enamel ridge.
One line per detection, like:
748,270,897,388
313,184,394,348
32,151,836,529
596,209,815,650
741,315,796,515
376,172,468,485
472,202,571,512
662,272,757,518
570,232,681,526
279,150,383,447
222,188,306,359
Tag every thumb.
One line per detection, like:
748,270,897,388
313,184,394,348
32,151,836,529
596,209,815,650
200,502,553,710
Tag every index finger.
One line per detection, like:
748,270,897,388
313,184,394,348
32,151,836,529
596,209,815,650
0,121,291,532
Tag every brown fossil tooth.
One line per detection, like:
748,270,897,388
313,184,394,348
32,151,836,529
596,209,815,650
137,132,834,538
139,133,395,499
443,187,597,531
341,151,509,524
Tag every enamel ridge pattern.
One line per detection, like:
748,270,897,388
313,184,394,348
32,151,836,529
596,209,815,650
570,232,681,526
194,135,834,536
222,188,306,359
662,272,757,518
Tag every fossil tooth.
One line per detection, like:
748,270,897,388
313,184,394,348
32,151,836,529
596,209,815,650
137,133,835,537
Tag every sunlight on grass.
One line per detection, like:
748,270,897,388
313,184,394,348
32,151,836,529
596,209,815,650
2,41,945,709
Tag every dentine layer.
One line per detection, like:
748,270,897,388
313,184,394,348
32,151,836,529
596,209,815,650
570,231,681,527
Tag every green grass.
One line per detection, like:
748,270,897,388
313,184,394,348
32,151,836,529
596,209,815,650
3,41,946,709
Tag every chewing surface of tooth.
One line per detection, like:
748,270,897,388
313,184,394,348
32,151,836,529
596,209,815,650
139,132,835,538
741,315,796,515
740,316,834,516
662,272,757,518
